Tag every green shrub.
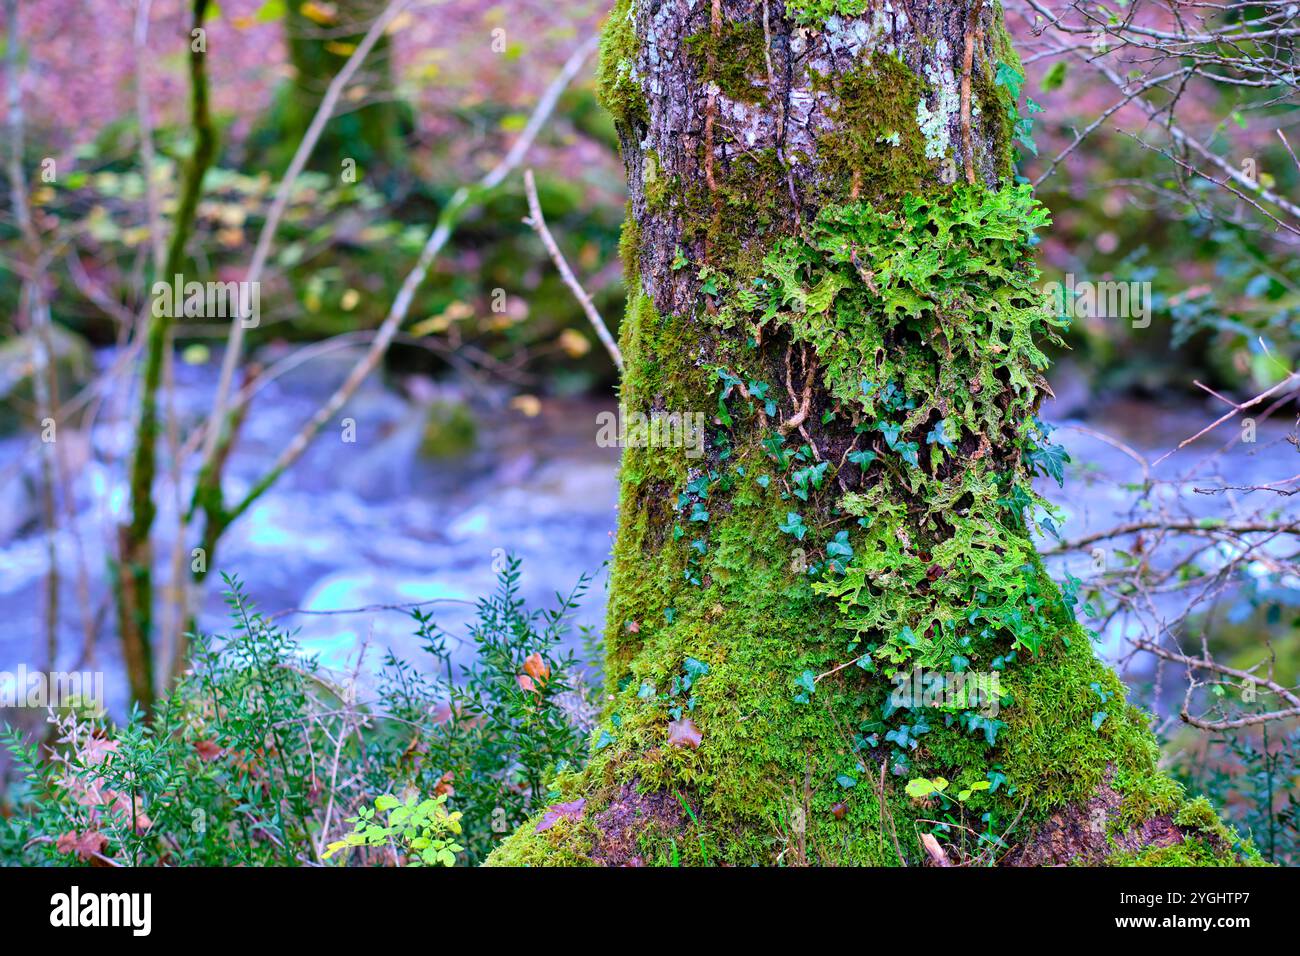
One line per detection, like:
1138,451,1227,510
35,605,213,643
0,558,599,867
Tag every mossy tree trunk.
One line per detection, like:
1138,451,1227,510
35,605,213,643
488,0,1258,866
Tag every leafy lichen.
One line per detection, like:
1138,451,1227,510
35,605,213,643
783,0,872,27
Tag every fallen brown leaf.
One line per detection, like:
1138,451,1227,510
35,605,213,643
535,798,586,833
667,717,702,750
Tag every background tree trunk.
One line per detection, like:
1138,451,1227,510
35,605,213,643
252,0,409,179
488,0,1259,866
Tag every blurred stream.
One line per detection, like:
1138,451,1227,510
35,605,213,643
0,349,1294,716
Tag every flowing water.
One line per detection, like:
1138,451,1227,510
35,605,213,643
0,348,1294,717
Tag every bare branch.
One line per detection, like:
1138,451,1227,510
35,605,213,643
522,168,624,372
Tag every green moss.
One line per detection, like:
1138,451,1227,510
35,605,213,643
1108,841,1252,867
680,147,790,280
642,151,673,214
1108,800,1265,866
596,0,648,127
617,205,640,291
419,400,478,459
685,20,771,105
484,808,599,867
617,292,706,430
973,67,1014,181
979,13,1023,178
810,54,933,206
989,7,1023,79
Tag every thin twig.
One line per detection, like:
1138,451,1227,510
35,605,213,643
522,168,623,372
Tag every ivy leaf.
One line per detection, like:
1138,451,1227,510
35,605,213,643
685,475,711,498
683,657,711,683
717,391,733,427
995,61,1025,101
778,512,807,540
793,668,816,703
926,418,956,451
826,530,854,559
1029,440,1070,486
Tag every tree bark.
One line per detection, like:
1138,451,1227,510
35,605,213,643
487,0,1258,866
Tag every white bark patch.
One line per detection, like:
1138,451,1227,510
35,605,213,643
915,37,961,161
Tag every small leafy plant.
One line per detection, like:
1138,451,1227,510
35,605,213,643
323,793,464,867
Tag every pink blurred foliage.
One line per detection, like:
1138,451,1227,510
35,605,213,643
2,0,1276,286
1,0,608,172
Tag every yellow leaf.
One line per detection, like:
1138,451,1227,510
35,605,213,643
409,315,450,336
558,328,591,358
299,1,337,26
510,394,542,418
